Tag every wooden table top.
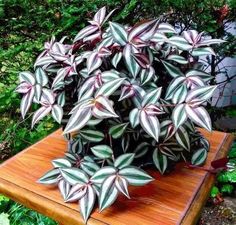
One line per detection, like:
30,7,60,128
0,129,234,225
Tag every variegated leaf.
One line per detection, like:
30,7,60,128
109,123,128,139
172,84,187,104
80,161,100,176
79,129,104,142
79,185,96,223
34,84,42,102
165,76,186,100
141,88,162,107
74,25,98,42
38,168,60,185
90,166,117,184
175,126,190,150
91,145,113,159
95,78,125,97
162,60,184,78
87,52,102,74
191,148,207,166
172,103,187,128
35,67,48,86
52,104,63,124
129,108,140,128
140,110,160,141
93,6,106,25
134,142,149,158
115,176,130,198
60,168,89,185
167,55,188,64
20,87,35,118
58,179,71,200
119,166,153,186
152,149,167,174
31,105,52,128
112,52,122,68
185,105,212,131
19,71,36,85
140,67,155,85
52,158,72,168
114,153,135,169
66,184,87,202
192,47,216,56
99,175,118,211
157,23,176,33
168,36,192,50
109,22,128,46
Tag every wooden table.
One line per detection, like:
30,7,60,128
0,129,234,225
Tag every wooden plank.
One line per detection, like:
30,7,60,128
0,129,234,225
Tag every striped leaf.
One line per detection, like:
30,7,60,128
162,60,184,78
109,22,128,46
112,52,122,68
87,52,102,74
186,86,217,106
34,55,57,68
165,76,186,100
91,145,113,159
119,84,135,101
99,175,118,211
139,110,160,141
95,78,125,97
35,67,48,86
79,129,104,142
141,88,162,107
119,166,153,186
109,123,128,139
128,19,158,41
123,44,140,78
66,184,87,203
140,67,155,85
134,142,149,158
197,39,226,47
93,6,106,25
20,87,35,118
185,69,212,81
167,55,188,64
185,105,212,131
152,149,167,174
38,168,60,185
90,166,117,184
80,161,100,176
79,185,96,223
175,126,190,150
172,103,187,128
114,153,135,169
168,36,192,50
60,168,89,185
157,23,176,33
115,176,130,198
133,53,150,68
34,84,42,102
57,92,65,107
31,106,52,128
192,47,215,56
19,71,36,85
172,84,187,104
52,158,72,168
74,25,98,42
52,104,63,124
15,82,32,94
58,179,70,200
92,95,118,119
121,135,130,153
64,107,92,134
191,148,207,166
40,88,55,105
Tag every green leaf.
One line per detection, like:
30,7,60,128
60,168,89,185
109,123,128,139
114,153,135,169
91,145,113,159
210,186,219,198
152,149,167,174
79,129,104,142
90,166,117,184
221,184,234,195
38,169,60,185
134,142,149,158
119,166,153,186
191,148,207,166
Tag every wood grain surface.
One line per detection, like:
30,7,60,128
0,129,234,225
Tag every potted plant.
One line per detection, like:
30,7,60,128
15,7,225,223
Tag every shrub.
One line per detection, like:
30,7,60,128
16,7,224,223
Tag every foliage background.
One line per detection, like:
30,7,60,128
0,0,235,224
